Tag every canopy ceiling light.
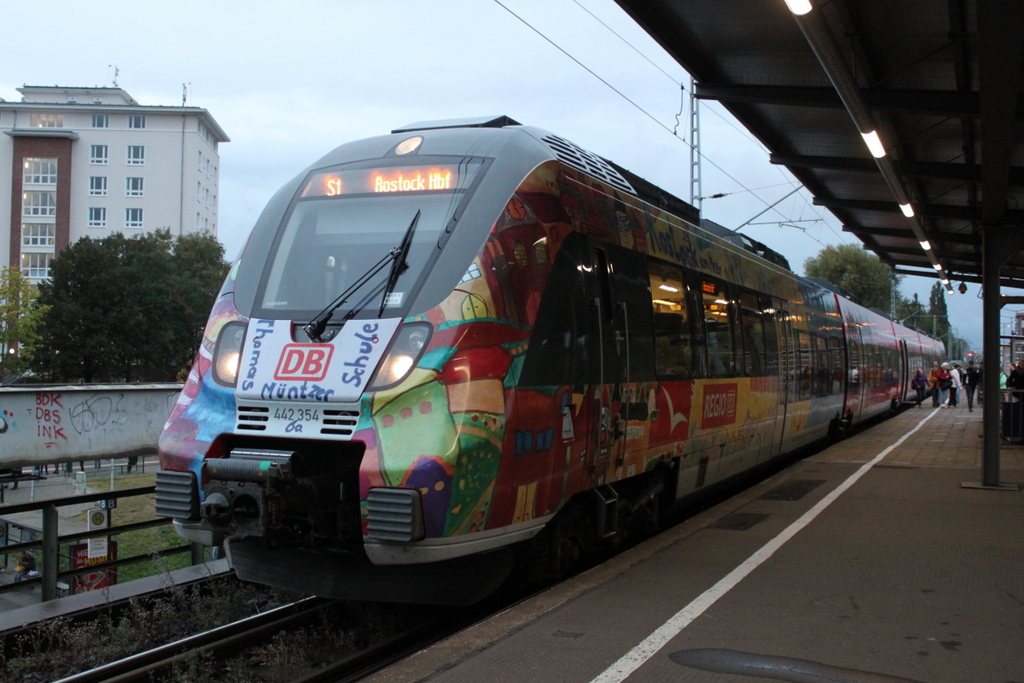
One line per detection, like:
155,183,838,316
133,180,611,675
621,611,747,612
787,0,952,294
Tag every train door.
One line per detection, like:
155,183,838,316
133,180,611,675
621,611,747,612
761,296,785,461
585,241,653,484
899,339,909,402
773,298,795,453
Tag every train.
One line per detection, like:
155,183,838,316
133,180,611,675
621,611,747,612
155,116,945,605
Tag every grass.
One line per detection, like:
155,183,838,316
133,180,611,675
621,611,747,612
67,469,201,583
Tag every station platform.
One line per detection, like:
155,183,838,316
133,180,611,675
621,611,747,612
368,404,1024,683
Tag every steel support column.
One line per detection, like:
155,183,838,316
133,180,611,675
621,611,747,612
966,227,1024,491
41,503,59,602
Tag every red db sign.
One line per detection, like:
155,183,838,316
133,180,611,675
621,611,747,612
274,344,334,382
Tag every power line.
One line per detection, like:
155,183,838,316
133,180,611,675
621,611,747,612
495,0,848,238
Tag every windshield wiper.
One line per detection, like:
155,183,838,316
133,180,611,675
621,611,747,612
303,249,397,342
302,210,421,342
378,210,421,317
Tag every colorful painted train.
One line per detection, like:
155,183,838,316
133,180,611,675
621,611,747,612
155,116,944,605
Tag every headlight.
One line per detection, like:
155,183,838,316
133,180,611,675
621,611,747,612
213,321,246,386
368,322,432,391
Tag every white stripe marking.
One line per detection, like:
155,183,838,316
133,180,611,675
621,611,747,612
589,409,939,683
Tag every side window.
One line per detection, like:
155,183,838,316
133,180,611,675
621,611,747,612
648,261,693,378
519,232,588,386
796,330,812,399
829,337,842,394
814,335,829,395
701,278,735,378
738,291,767,376
761,296,780,377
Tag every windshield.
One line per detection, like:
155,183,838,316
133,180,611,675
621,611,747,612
256,157,483,319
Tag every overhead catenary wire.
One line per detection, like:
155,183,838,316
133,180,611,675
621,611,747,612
492,0,789,224
495,0,853,246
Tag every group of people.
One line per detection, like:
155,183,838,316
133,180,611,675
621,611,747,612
911,359,981,410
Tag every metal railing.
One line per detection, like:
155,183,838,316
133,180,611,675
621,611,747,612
0,487,201,601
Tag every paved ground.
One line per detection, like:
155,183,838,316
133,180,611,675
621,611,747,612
368,403,1024,683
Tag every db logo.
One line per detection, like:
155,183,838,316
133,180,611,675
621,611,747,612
274,344,334,381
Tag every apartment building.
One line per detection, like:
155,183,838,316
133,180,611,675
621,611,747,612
0,85,229,281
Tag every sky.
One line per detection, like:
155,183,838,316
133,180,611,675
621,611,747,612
1,0,996,349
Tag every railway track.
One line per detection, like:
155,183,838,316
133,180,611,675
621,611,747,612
50,594,488,683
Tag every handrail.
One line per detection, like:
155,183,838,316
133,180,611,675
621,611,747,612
0,485,197,601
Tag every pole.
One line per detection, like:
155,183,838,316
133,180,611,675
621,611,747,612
41,503,58,602
964,227,1023,491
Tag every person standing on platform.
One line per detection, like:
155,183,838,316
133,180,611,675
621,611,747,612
911,368,929,407
948,362,963,407
964,359,981,412
937,362,952,407
928,361,942,407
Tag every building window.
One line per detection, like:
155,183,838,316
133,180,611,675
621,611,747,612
197,151,203,172
21,253,52,279
90,145,108,165
126,145,145,165
23,191,56,216
125,208,143,228
30,113,63,128
92,114,109,128
89,176,107,196
22,223,55,247
88,207,107,228
23,157,57,184
128,115,146,129
197,181,202,202
125,177,144,197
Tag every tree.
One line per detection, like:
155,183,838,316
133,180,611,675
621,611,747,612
803,244,898,310
32,231,228,382
0,267,48,381
928,281,950,341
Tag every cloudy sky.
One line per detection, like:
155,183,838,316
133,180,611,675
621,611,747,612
1,0,995,348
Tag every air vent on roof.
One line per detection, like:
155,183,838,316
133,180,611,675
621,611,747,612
542,135,635,194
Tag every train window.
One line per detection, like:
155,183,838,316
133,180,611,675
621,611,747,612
761,296,780,377
519,232,589,386
814,336,829,395
829,337,843,394
648,261,693,378
256,156,486,319
701,279,736,378
796,330,812,399
738,291,767,377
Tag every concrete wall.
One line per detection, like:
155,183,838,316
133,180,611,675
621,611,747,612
0,384,182,466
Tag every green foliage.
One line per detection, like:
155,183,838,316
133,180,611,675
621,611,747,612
0,266,49,381
803,243,898,310
32,230,229,382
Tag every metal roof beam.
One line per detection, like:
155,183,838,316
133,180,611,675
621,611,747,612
815,197,1024,222
695,83,1011,119
771,154,1024,184
842,225,981,246
977,0,1024,225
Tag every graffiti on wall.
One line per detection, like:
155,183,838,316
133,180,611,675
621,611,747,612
0,385,181,466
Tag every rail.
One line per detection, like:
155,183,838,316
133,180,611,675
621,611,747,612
0,486,200,602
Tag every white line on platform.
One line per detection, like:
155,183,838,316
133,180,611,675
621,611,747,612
588,409,940,683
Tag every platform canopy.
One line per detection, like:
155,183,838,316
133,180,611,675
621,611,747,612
615,0,1024,292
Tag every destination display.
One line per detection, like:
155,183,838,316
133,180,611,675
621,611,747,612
301,164,458,197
